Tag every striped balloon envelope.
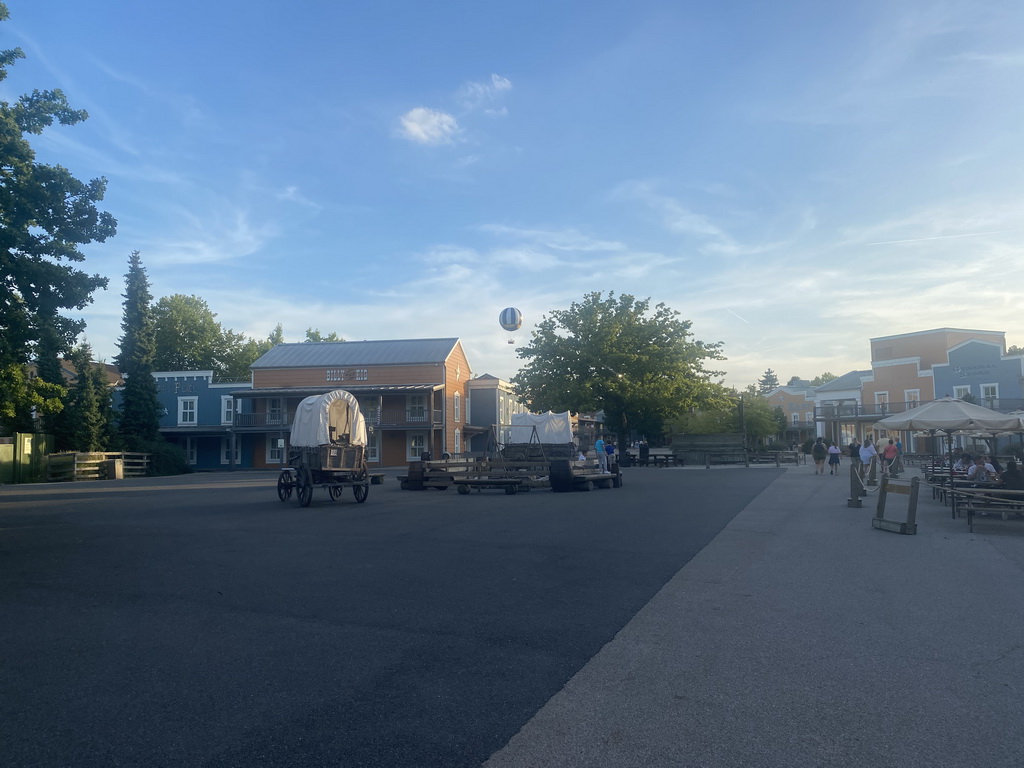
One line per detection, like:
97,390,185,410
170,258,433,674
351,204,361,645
498,307,523,332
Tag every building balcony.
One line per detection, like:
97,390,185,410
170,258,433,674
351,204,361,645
234,412,292,430
814,398,1024,421
233,409,444,432
370,409,444,429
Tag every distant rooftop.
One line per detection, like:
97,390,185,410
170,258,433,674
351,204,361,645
251,338,461,369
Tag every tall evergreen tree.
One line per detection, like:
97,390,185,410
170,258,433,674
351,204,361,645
758,369,780,394
115,251,161,448
65,343,104,452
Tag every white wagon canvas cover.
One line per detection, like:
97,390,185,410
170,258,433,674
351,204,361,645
290,389,368,448
508,411,573,444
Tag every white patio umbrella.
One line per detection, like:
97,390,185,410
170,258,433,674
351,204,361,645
874,397,1023,433
875,398,1024,483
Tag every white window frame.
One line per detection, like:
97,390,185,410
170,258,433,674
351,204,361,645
365,431,380,463
981,383,999,408
407,432,427,460
804,411,813,424
791,413,799,426
266,437,284,464
453,392,461,423
454,428,461,454
267,398,283,425
953,385,971,400
904,389,920,407
407,394,426,422
221,395,235,425
220,437,240,465
178,396,197,426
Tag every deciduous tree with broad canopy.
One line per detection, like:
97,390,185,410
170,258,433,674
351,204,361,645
0,2,117,432
511,292,729,445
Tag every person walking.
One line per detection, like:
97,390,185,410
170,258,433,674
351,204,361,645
859,438,878,479
594,435,607,472
849,437,862,476
827,441,842,474
881,438,899,476
811,437,828,474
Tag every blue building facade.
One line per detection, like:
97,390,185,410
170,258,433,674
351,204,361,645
932,340,1024,410
114,371,257,470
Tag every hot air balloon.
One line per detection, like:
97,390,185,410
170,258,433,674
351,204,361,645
499,307,522,344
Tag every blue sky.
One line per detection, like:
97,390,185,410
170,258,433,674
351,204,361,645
5,0,1024,387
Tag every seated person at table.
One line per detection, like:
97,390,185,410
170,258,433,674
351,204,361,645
999,459,1024,490
953,453,973,472
988,454,1003,474
966,456,998,483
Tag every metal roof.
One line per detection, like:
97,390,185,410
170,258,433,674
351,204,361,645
231,384,444,398
815,370,871,393
250,338,461,369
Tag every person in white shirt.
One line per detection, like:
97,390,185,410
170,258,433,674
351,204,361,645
966,456,997,483
858,439,878,478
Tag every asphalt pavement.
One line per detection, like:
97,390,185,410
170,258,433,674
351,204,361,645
4,464,1022,767
484,464,1024,768
1,465,777,767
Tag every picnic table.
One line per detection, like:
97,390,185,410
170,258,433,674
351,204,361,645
949,485,1024,532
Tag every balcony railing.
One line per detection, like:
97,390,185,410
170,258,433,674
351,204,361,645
234,413,291,429
371,409,444,429
814,398,1024,421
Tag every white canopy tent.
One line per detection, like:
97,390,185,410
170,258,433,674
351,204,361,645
507,411,574,444
290,389,368,448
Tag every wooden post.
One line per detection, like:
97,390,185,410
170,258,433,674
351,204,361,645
847,462,863,508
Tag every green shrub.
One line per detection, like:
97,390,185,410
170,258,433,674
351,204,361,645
134,438,189,476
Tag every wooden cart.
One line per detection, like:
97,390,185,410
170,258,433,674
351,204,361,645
276,389,371,507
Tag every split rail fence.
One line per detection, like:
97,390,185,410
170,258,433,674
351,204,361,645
47,452,150,482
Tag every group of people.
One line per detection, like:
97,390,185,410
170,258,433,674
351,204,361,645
951,452,1024,489
589,436,617,472
812,435,1024,491
810,435,903,478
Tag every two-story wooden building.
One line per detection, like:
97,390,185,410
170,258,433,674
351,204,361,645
235,338,473,468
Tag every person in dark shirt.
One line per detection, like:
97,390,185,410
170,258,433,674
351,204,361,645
999,459,1024,490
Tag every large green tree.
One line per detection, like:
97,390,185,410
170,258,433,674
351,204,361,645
511,292,728,444
115,251,161,448
0,3,117,432
151,294,226,373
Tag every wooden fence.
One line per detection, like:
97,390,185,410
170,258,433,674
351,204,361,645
47,452,151,482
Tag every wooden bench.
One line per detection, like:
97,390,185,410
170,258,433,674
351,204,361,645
950,487,1024,532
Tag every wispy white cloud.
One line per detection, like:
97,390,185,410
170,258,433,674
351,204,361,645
396,106,461,145
479,224,625,253
277,185,322,211
457,74,512,113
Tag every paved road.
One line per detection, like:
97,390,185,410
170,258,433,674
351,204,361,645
1,468,782,767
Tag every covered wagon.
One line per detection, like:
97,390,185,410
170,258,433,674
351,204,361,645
277,389,371,507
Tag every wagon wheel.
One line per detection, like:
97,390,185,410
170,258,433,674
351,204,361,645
277,470,293,502
329,485,344,500
353,482,369,503
297,465,314,507
504,483,518,495
457,484,470,495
